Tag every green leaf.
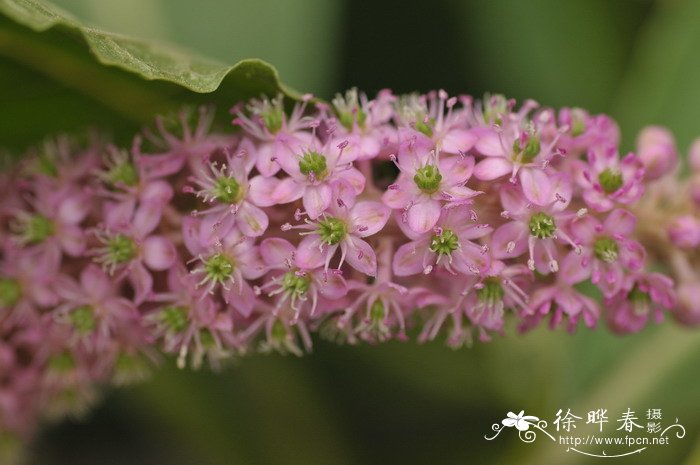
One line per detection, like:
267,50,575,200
0,0,298,150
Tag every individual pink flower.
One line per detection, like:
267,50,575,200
329,88,396,160
139,106,234,177
233,94,315,176
0,249,59,320
92,198,177,304
382,150,480,233
568,209,646,297
555,109,620,156
491,176,581,274
605,272,675,334
393,90,477,155
252,132,365,219
520,252,600,333
256,237,347,322
573,145,645,212
392,207,491,276
185,142,269,237
462,259,532,335
182,216,264,317
336,240,420,342
667,215,700,249
146,264,235,370
472,100,566,205
9,184,90,268
52,264,140,351
635,125,677,180
291,194,390,276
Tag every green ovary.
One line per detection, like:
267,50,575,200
108,234,137,264
0,278,21,307
298,151,328,179
429,229,459,256
282,271,311,296
593,236,619,263
476,277,505,303
413,164,442,193
528,212,556,239
213,176,241,203
598,168,623,194
318,217,347,245
204,254,234,283
70,305,96,334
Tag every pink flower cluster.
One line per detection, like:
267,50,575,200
1,90,698,441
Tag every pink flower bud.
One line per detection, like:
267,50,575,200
673,282,700,326
636,126,677,180
689,137,700,172
667,215,700,249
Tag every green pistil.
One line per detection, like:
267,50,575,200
107,161,139,187
37,154,58,177
213,176,241,203
571,114,586,137
204,253,234,283
49,351,75,372
413,164,442,193
598,168,623,194
513,135,541,163
415,118,434,137
271,319,287,342
476,277,505,303
370,299,386,322
339,109,367,130
282,271,311,296
628,285,651,315
19,215,54,244
158,305,188,332
528,212,556,239
199,328,215,348
593,236,619,263
298,151,328,179
429,229,460,256
0,278,21,307
318,217,346,245
263,107,284,134
70,305,96,334
107,234,137,264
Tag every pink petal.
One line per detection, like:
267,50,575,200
440,154,474,184
336,167,366,194
499,184,529,214
350,201,390,237
303,184,332,219
559,251,591,285
138,152,185,179
140,180,174,205
181,216,204,256
407,199,441,234
392,241,424,276
381,177,414,208
343,237,377,276
569,215,599,244
271,177,305,205
59,225,86,257
473,157,512,181
129,262,153,305
295,235,327,269
491,222,528,259
441,129,477,154
133,201,164,237
80,264,112,300
255,143,280,177
225,280,256,318
58,194,90,225
142,235,177,271
248,175,281,207
520,169,552,206
316,271,348,299
236,202,269,237
475,131,505,157
603,209,636,236
260,238,295,267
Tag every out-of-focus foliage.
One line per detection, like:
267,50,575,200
2,0,700,464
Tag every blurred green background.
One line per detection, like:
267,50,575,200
4,0,700,464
